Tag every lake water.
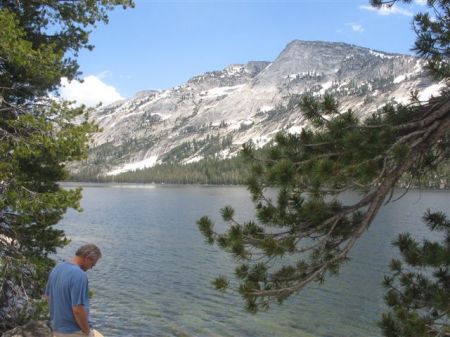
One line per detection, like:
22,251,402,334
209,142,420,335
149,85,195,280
56,184,450,337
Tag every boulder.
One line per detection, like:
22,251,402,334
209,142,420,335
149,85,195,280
1,321,51,337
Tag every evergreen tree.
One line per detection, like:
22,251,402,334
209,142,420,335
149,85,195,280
0,0,133,331
380,210,450,337
198,0,450,327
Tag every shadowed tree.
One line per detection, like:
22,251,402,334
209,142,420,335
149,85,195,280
380,210,450,337
198,2,450,332
0,0,134,331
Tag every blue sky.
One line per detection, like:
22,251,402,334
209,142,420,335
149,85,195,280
60,0,429,106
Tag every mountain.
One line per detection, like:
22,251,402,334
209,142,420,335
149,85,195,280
73,40,443,178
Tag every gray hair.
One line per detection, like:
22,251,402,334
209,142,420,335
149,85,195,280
75,244,102,259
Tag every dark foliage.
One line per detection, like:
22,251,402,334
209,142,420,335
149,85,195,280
380,210,450,337
0,0,133,331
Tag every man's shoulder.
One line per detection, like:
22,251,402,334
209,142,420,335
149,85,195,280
52,262,86,279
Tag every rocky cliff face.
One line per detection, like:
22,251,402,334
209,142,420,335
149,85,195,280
76,40,442,177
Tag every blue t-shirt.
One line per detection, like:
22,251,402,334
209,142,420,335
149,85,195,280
45,262,91,333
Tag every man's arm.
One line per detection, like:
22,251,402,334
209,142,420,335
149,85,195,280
72,305,90,335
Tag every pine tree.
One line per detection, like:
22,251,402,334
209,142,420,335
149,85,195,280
380,210,450,337
198,0,450,323
0,0,133,331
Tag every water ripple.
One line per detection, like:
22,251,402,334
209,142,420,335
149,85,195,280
56,186,450,337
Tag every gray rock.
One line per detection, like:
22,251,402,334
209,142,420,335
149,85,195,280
73,39,439,177
1,321,51,337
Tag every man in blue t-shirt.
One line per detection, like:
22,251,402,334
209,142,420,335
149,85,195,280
45,244,102,337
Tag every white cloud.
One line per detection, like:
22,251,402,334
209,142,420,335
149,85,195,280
360,4,413,16
60,75,124,107
352,24,364,33
346,23,364,33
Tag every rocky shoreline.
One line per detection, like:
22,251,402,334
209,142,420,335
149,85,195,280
1,321,51,337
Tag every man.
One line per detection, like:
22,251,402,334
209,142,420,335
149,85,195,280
45,244,102,337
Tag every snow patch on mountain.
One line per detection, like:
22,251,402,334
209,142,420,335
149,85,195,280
394,74,407,84
287,125,303,134
258,105,274,113
183,155,204,164
107,156,159,176
253,135,272,148
319,81,333,94
369,50,395,59
218,149,232,159
418,82,446,101
203,84,245,97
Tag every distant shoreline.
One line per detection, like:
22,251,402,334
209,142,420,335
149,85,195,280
60,181,243,188
61,181,450,191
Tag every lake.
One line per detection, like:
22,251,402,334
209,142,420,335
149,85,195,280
56,184,450,337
